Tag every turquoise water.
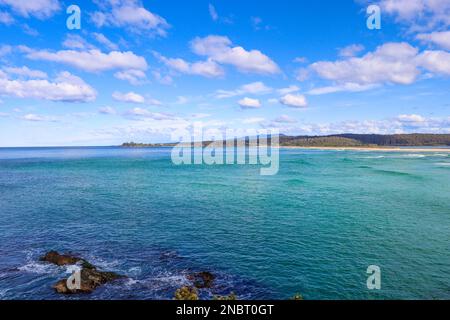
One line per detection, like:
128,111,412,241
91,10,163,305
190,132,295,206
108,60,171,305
0,147,449,300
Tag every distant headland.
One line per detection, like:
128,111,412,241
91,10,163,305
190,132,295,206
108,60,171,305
122,133,450,149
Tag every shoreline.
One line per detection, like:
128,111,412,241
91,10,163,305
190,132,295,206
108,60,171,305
278,146,450,152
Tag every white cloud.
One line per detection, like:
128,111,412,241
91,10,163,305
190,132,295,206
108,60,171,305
0,10,13,24
277,85,300,95
0,0,60,19
155,52,224,78
91,0,170,37
3,66,47,78
92,32,119,51
21,113,58,122
416,50,450,75
208,4,218,21
112,91,145,104
378,0,450,30
279,94,308,108
114,69,146,85
25,48,148,73
0,71,96,102
417,31,450,50
191,35,280,75
311,42,421,86
307,42,450,94
397,114,426,123
98,106,117,115
62,35,96,50
216,81,272,98
307,83,378,95
338,44,365,57
125,107,174,120
238,97,261,109
261,115,450,135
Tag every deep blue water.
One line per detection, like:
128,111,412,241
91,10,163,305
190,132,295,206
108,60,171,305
0,147,449,300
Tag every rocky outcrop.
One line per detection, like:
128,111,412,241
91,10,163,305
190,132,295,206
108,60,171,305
53,268,123,294
40,251,95,269
188,271,215,289
40,251,123,294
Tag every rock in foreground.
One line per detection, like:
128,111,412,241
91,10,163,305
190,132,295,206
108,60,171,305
40,251,123,294
53,268,123,294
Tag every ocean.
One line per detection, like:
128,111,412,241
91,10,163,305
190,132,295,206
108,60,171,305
0,147,449,300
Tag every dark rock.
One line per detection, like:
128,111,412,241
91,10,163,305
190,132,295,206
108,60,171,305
40,251,97,270
40,251,124,294
53,268,123,294
40,251,82,266
188,271,215,289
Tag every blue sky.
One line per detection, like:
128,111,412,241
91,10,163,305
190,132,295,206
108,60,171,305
0,0,449,146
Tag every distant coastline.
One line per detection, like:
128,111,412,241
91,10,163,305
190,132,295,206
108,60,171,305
121,133,450,151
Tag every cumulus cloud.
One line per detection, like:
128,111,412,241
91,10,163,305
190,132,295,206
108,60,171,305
215,81,272,98
307,42,450,94
0,71,96,102
416,50,450,75
416,31,450,50
91,0,170,37
191,35,280,75
112,91,145,104
3,66,47,78
261,115,450,135
25,48,148,73
397,114,426,123
279,94,308,108
0,0,60,19
155,52,224,78
238,97,261,109
378,0,450,30
311,42,420,86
